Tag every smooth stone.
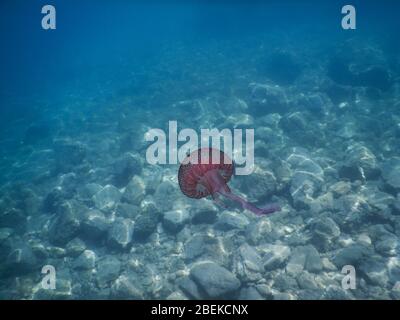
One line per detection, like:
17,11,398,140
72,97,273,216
110,275,143,300
107,218,133,251
96,255,121,288
80,210,110,241
72,250,96,270
92,185,121,211
162,209,190,233
260,244,291,271
190,262,241,298
121,176,146,205
215,211,250,231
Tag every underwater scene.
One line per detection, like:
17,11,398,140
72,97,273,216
1,0,400,300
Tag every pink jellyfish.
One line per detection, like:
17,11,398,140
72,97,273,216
178,148,281,215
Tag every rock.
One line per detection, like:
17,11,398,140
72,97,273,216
215,211,250,231
286,148,324,209
246,219,273,245
48,201,81,246
72,250,96,270
381,157,400,192
65,238,86,257
286,245,322,276
132,211,159,241
77,183,102,201
249,83,289,114
121,176,146,205
191,201,218,224
374,235,399,256
309,217,341,251
107,218,133,251
162,209,190,233
332,244,371,268
190,262,241,298
154,181,180,212
260,244,291,271
329,181,352,198
5,243,39,276
339,143,380,181
32,279,72,300
239,286,264,300
304,246,323,273
112,153,143,187
80,210,110,241
166,291,188,300
177,277,203,300
239,161,277,202
116,203,140,220
96,256,121,288
233,244,263,282
322,285,354,300
359,259,389,287
296,272,319,290
92,185,121,211
273,273,298,291
110,275,143,299
184,234,209,261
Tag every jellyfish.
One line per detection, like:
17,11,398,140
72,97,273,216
178,148,281,215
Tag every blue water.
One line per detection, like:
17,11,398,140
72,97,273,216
0,0,400,300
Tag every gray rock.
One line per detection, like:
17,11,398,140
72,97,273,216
310,217,340,251
110,275,143,299
48,201,81,246
260,244,291,271
72,250,96,270
286,148,324,209
339,143,380,181
381,157,400,191
191,201,218,224
239,286,264,300
286,245,322,275
359,259,389,287
234,243,263,282
107,218,133,251
239,160,277,202
77,183,102,201
162,209,190,233
116,203,140,220
177,276,203,300
33,279,72,300
246,219,273,245
322,285,354,300
273,273,298,291
80,210,110,241
96,256,121,288
215,211,250,231
65,238,86,257
132,211,159,241
5,243,39,276
333,244,371,268
249,83,288,114
296,271,319,290
304,246,323,273
190,261,241,298
92,185,121,211
375,235,399,256
121,176,146,205
112,152,143,187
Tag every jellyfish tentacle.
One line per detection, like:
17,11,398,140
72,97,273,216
218,189,280,215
